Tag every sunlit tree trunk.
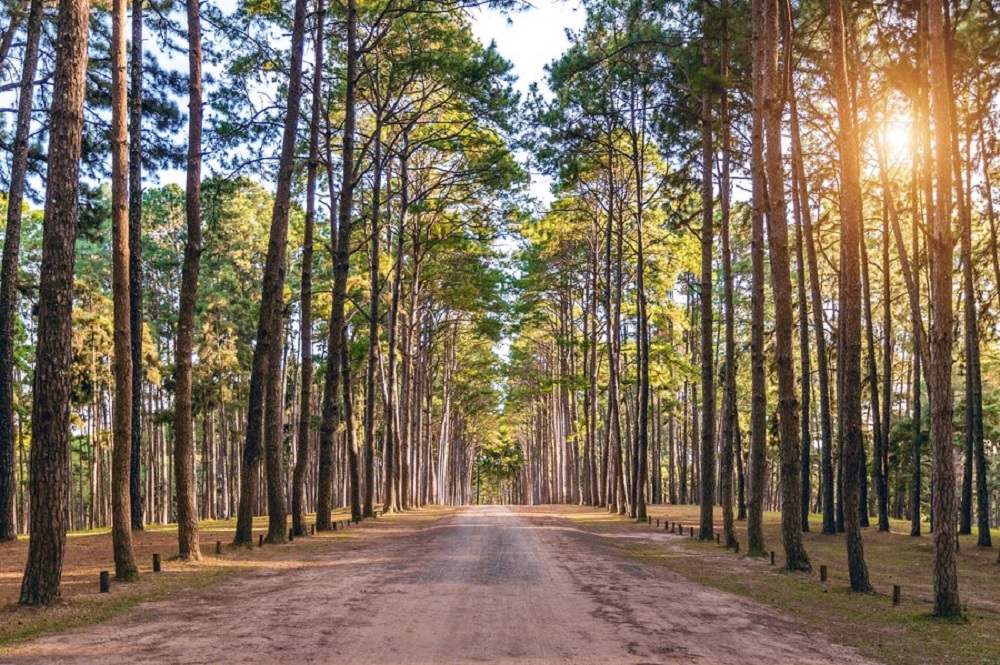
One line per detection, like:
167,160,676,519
110,0,138,581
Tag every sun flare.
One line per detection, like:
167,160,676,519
881,115,913,160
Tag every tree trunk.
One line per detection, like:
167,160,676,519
110,0,138,582
317,0,358,527
829,0,871,592
880,193,893,533
364,132,384,518
0,0,42,543
292,0,324,537
174,0,204,561
789,82,836,536
747,0,768,558
19,0,91,605
926,0,961,617
128,0,144,532
384,143,408,514
698,4,715,539
235,0,307,545
763,0,809,573
860,220,882,532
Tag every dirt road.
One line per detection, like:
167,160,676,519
6,506,878,664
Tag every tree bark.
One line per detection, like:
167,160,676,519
829,0,871,592
747,0,768,558
763,0,809,571
789,81,836,536
174,0,204,561
698,2,715,539
128,0,144,532
926,0,961,617
235,0,307,544
0,0,42,543
20,0,91,605
317,0,359,528
364,131,384,518
292,0,324,537
111,0,139,581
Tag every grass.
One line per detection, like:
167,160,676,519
569,505,1000,665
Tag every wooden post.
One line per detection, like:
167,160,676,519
152,553,161,572
289,527,294,541
100,571,110,593
770,551,775,565
716,533,721,545
216,541,222,555
311,524,316,535
258,534,264,547
892,585,901,606
689,526,694,538
820,565,828,582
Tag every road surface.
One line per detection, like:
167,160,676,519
6,506,877,664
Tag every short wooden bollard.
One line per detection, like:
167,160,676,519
820,565,828,582
289,528,295,542
258,534,264,547
99,571,110,593
770,551,776,566
716,533,721,545
311,524,316,536
689,526,694,538
892,585,901,606
216,541,222,555
152,553,161,573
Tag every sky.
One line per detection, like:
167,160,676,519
468,1,586,203
469,1,585,99
151,2,586,201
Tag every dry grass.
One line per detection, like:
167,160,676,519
0,510,360,650
569,505,1000,665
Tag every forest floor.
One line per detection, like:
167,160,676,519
613,504,1000,665
0,505,882,664
0,509,358,649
